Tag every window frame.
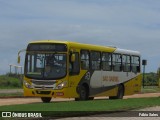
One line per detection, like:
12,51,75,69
131,55,140,73
112,53,122,71
101,52,112,71
80,50,90,70
122,54,131,72
90,51,101,70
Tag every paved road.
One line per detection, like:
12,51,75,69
0,89,23,94
0,92,160,106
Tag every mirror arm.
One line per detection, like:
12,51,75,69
17,49,26,64
18,49,26,56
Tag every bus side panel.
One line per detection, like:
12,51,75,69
124,73,142,95
68,70,87,97
65,87,79,98
89,74,142,98
89,86,118,97
89,71,142,97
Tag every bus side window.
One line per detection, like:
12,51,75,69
122,55,131,72
90,51,101,70
131,56,140,73
112,53,122,71
81,50,90,70
70,52,80,75
102,52,112,71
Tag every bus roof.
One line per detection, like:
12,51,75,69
115,48,140,56
29,40,69,44
29,40,116,52
29,40,140,55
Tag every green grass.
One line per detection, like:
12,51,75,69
0,75,22,89
141,86,160,93
0,97,160,117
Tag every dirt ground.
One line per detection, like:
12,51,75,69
0,93,160,106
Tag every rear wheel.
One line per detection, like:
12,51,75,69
109,84,124,99
117,85,124,99
75,97,94,101
41,97,52,103
88,97,94,100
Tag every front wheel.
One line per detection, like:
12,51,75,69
79,85,89,101
41,97,52,103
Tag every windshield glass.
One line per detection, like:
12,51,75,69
25,53,67,79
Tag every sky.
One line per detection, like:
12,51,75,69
0,0,160,74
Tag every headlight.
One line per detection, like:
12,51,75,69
23,80,33,89
55,81,67,89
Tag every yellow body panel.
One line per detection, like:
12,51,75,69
124,74,142,95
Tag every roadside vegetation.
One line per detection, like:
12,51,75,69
0,74,22,89
0,92,23,97
144,72,158,86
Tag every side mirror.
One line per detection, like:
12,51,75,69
71,54,75,62
17,49,26,64
18,56,21,64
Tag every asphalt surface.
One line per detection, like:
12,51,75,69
0,89,23,94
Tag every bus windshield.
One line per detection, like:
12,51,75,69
25,53,67,80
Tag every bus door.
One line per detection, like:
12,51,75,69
68,52,80,97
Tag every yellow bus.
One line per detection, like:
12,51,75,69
19,40,142,103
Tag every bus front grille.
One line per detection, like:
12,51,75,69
34,86,53,89
36,91,51,94
31,79,57,85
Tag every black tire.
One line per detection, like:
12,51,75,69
117,85,124,99
79,85,88,101
88,97,94,100
109,84,124,99
109,96,117,99
75,97,93,101
41,97,52,103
